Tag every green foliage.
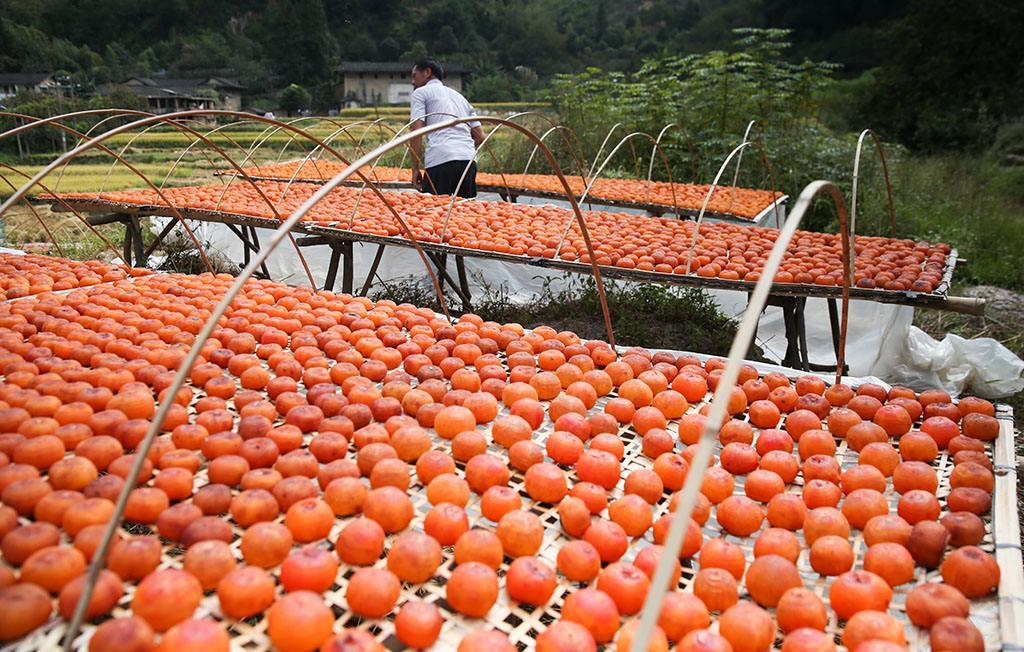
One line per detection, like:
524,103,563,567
546,28,849,221
278,84,312,116
853,0,1024,151
854,152,1024,290
260,0,338,87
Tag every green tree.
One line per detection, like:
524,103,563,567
435,25,460,54
261,0,337,86
379,37,402,60
857,0,1024,150
279,83,312,116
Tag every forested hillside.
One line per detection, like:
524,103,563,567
1,0,1022,149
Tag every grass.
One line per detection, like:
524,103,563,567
856,153,1024,290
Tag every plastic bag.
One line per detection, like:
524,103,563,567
883,326,1024,398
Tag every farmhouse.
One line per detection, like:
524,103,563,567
0,73,60,100
103,76,245,113
336,61,467,107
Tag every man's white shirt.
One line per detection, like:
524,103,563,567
409,79,481,168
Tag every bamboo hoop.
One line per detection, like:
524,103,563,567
518,124,591,187
0,169,66,257
632,180,852,650
577,130,681,219
683,141,752,275
727,119,757,213
0,109,454,306
588,122,624,179
0,110,216,274
852,128,897,237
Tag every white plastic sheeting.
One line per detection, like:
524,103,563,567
881,328,1024,399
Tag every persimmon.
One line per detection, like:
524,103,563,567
336,517,385,566
842,610,906,651
941,545,1000,597
388,530,443,583
745,554,801,607
693,567,739,612
446,562,499,618
776,587,827,633
132,568,203,632
716,495,764,536
753,527,800,563
719,601,776,652
828,570,892,620
905,582,970,628
217,565,275,619
0,582,53,641
267,591,335,652
451,529,502,570
596,561,650,615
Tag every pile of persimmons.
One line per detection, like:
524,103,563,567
0,254,1002,651
58,182,950,294
243,161,782,219
0,254,149,301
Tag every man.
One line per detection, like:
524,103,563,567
409,58,485,197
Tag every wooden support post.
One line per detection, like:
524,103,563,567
436,253,448,294
455,255,472,310
795,297,810,372
250,226,270,279
122,222,133,266
826,298,841,362
359,244,387,296
143,218,178,260
324,245,341,291
779,299,801,370
342,241,354,294
129,215,145,267
427,252,473,309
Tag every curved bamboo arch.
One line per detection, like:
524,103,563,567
587,122,624,178
578,130,680,212
519,124,591,187
631,180,853,651
222,117,383,206
0,163,124,261
549,129,683,259
209,115,369,204
721,119,782,226
0,110,216,273
62,116,619,649
683,141,752,274
51,111,150,194
9,110,322,286
727,119,757,209
851,128,896,237
99,117,232,193
646,122,699,185
0,110,446,290
0,168,66,257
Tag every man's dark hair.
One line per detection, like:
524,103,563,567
414,58,445,80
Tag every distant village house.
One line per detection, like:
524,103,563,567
100,76,245,114
336,62,467,107
0,73,60,100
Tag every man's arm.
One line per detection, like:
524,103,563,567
410,119,426,189
409,90,427,189
470,126,485,149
